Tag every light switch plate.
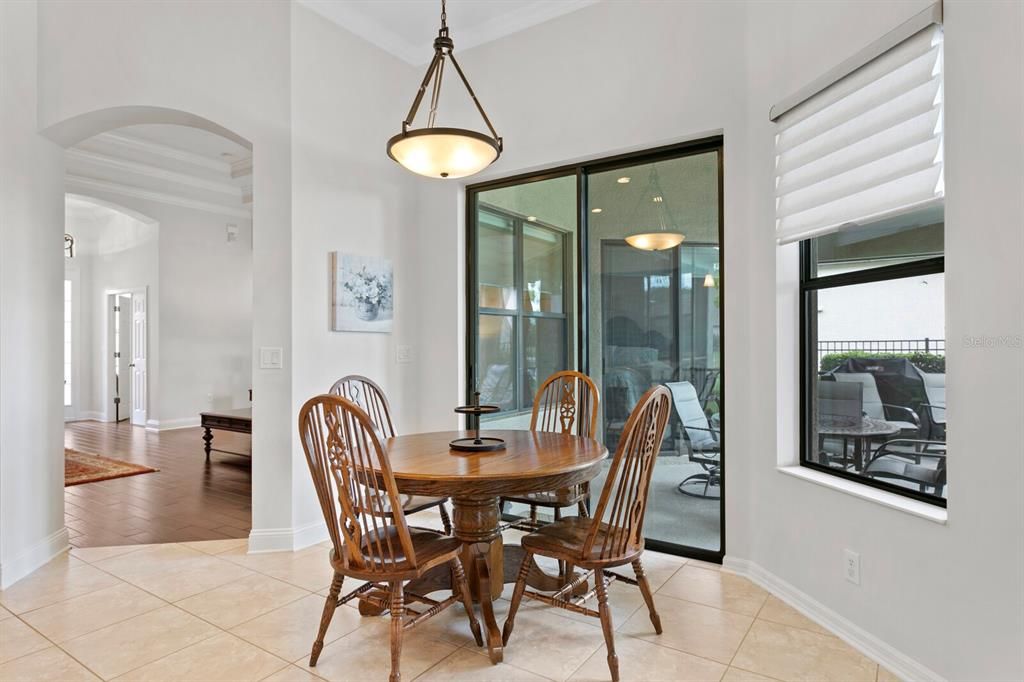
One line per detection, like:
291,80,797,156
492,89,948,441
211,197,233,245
397,345,413,363
259,346,283,369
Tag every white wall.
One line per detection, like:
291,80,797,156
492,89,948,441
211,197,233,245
289,3,420,535
0,0,68,587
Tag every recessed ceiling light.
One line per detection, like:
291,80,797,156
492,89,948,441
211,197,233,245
652,196,664,203
617,177,631,184
591,208,603,214
527,216,537,221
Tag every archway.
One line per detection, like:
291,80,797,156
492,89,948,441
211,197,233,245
50,107,258,550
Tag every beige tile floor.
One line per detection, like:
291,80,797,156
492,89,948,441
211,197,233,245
0,512,898,682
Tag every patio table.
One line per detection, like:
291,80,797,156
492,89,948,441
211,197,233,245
817,417,900,471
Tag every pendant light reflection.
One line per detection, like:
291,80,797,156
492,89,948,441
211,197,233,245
387,0,502,179
624,166,685,250
703,273,716,288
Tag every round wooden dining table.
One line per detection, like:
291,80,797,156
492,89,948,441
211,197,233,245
380,429,608,663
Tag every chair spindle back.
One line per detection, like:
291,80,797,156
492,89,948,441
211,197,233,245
329,375,396,438
585,385,672,561
530,370,600,438
298,394,416,574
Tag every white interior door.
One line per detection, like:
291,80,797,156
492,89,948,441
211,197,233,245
130,292,147,426
116,296,132,422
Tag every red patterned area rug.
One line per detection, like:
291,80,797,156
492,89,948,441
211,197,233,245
65,448,158,486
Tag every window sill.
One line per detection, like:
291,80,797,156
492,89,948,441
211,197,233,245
777,466,948,525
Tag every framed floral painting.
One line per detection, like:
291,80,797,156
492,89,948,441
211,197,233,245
330,252,393,333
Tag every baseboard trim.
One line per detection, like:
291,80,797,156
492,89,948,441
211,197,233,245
65,411,107,423
0,527,70,589
722,557,943,682
145,417,201,432
247,519,328,553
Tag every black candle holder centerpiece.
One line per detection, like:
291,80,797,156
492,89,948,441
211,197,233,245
450,391,505,452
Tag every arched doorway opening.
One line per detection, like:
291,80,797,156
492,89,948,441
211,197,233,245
48,107,256,548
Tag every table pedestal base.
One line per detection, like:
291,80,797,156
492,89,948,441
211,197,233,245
358,496,582,664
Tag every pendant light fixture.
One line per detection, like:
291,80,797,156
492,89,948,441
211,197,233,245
387,0,502,179
624,166,685,250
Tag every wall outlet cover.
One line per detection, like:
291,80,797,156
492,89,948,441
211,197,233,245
844,549,861,585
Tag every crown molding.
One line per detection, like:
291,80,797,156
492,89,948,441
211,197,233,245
67,148,242,198
300,0,600,66
66,175,252,219
92,131,233,174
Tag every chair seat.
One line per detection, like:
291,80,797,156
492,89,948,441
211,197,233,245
865,457,943,486
399,495,447,514
333,526,461,575
504,485,586,507
521,517,641,566
888,421,919,432
361,493,446,517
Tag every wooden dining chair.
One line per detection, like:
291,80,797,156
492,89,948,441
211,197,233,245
502,385,672,682
503,370,600,531
299,394,483,682
330,375,452,535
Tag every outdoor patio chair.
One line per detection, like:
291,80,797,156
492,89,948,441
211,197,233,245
666,381,720,498
833,373,920,434
918,371,946,441
863,438,946,497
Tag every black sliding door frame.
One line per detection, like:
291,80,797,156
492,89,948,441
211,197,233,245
466,136,726,562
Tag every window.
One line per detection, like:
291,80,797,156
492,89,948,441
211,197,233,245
800,219,946,505
470,175,576,417
774,21,947,506
64,279,72,407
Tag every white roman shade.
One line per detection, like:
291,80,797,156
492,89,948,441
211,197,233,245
774,25,944,244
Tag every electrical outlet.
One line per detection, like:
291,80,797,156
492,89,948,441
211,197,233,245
844,549,861,585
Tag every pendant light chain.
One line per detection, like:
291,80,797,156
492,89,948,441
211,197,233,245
440,0,447,34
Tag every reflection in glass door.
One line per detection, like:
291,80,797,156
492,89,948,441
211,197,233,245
587,149,723,556
466,140,724,559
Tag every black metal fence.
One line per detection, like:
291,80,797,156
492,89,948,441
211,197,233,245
817,338,945,365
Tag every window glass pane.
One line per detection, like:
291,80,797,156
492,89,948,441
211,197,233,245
478,211,516,310
522,318,566,405
523,225,564,313
810,207,944,278
478,314,516,412
809,272,946,501
474,174,577,419
586,150,723,553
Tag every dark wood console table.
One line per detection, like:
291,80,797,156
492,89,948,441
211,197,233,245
200,408,252,459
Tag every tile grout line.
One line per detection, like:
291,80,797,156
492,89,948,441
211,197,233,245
724,591,769,670
6,610,108,680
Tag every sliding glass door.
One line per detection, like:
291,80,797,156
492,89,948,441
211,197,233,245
585,150,722,555
467,140,724,559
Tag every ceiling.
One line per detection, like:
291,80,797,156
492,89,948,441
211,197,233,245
66,124,253,220
299,0,599,65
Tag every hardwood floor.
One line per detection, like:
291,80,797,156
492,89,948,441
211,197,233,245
64,420,251,548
